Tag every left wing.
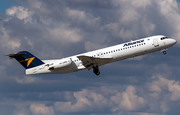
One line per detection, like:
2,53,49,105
77,55,112,68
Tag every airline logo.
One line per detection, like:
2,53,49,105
19,57,35,67
123,40,144,47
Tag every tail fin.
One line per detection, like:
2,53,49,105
6,51,44,69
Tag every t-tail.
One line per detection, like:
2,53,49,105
6,51,44,69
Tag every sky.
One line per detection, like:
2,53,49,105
0,0,180,115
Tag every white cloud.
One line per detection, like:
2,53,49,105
66,8,101,27
168,80,180,101
0,0,180,115
111,86,146,111
66,8,86,22
7,40,21,50
141,18,156,36
0,76,179,115
113,0,151,8
54,86,146,113
54,89,108,113
53,76,180,114
149,84,162,92
15,76,42,84
147,76,180,112
157,0,180,44
49,26,82,43
30,104,54,115
85,41,107,51
160,101,169,113
0,27,21,50
6,6,33,23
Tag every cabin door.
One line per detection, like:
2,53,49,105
153,38,159,47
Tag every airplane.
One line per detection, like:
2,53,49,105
6,35,177,75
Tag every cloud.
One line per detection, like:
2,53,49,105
111,86,146,111
30,104,54,115
48,24,82,43
6,6,33,23
7,40,21,50
0,0,180,115
45,76,180,114
15,76,42,84
54,88,108,113
1,76,180,114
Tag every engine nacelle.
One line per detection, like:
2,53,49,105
49,58,72,70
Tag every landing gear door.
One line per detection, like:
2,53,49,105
153,38,159,47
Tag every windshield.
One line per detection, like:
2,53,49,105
161,37,168,40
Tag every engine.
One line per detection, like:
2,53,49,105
49,58,72,70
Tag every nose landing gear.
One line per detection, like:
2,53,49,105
163,51,167,54
160,49,167,55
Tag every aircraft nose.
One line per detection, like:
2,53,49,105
172,39,177,45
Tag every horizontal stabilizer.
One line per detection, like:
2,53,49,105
5,53,25,59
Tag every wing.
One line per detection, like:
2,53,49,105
77,55,112,68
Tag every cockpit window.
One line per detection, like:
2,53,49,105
161,37,168,40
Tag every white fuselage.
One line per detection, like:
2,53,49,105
26,35,176,75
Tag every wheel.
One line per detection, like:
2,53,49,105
96,71,100,75
163,51,167,54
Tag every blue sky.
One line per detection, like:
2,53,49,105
0,0,180,115
0,0,12,13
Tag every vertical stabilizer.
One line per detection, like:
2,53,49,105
6,51,44,69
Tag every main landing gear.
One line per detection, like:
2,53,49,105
93,66,100,75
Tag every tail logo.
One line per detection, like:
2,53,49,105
19,57,35,67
